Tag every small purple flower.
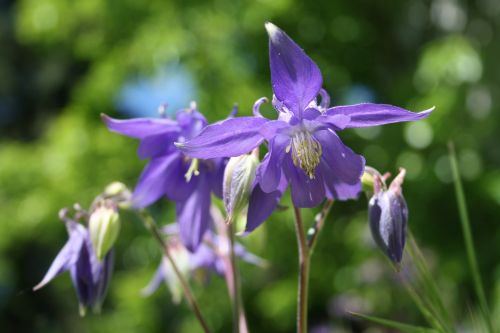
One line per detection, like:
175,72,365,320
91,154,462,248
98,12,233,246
142,226,263,300
102,103,226,251
368,169,408,264
177,23,433,232
34,209,114,316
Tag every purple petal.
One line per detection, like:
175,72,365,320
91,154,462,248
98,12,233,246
33,222,86,291
246,176,288,232
176,175,212,252
302,108,322,120
177,117,268,159
233,242,265,266
316,113,351,131
101,114,179,139
70,238,94,308
207,158,227,198
259,120,290,139
266,22,323,117
176,109,208,141
283,155,325,208
137,131,179,159
327,104,434,129
257,134,289,193
163,157,199,202
132,153,181,208
314,129,365,200
189,244,218,271
142,261,167,296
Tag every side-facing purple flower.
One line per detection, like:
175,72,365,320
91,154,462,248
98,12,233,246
142,225,263,300
177,23,433,232
368,168,408,265
34,209,114,316
102,103,226,251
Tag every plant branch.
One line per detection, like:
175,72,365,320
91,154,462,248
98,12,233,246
307,200,334,252
293,206,310,333
139,210,211,333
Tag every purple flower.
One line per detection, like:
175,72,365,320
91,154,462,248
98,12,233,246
177,23,433,232
34,209,114,316
368,169,408,264
142,226,263,300
102,103,226,251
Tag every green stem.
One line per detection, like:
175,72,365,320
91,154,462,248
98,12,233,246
228,221,247,333
293,206,310,333
448,142,494,333
307,200,334,253
139,210,211,333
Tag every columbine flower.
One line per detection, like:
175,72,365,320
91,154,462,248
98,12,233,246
142,225,263,301
368,168,408,265
177,23,433,232
101,103,226,251
34,208,114,316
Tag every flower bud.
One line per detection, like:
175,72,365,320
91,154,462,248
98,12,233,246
368,168,407,265
223,152,259,221
89,200,120,261
103,182,132,208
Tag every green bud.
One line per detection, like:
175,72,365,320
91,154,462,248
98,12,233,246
103,182,132,209
223,153,259,221
89,200,120,261
361,166,386,197
361,171,375,194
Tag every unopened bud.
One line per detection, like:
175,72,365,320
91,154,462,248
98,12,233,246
89,200,120,261
103,182,132,208
223,152,259,221
368,168,408,266
361,166,383,197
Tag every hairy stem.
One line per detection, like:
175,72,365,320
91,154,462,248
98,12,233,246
307,200,334,253
139,210,211,333
293,206,310,333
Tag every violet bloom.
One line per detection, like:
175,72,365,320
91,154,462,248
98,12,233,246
102,103,226,251
177,23,433,232
142,227,263,300
368,168,408,264
34,209,114,316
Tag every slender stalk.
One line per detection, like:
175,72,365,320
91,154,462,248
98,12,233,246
293,206,310,333
227,221,247,333
139,210,211,333
307,200,334,253
448,142,494,333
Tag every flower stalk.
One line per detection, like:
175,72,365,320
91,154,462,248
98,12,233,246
293,200,334,333
138,210,211,333
228,220,247,333
293,206,310,333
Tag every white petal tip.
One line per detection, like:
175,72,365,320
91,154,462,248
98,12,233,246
265,22,280,39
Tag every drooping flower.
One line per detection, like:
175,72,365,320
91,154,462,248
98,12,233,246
34,208,114,316
101,103,226,251
177,23,433,232
368,168,408,264
142,225,264,301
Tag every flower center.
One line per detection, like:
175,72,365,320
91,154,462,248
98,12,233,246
287,131,322,179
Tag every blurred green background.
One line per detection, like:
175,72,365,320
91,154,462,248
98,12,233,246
1,0,499,332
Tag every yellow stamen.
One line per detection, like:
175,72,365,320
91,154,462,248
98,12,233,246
185,158,200,182
290,131,322,179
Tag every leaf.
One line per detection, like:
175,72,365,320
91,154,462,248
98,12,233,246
350,312,441,333
448,142,494,333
